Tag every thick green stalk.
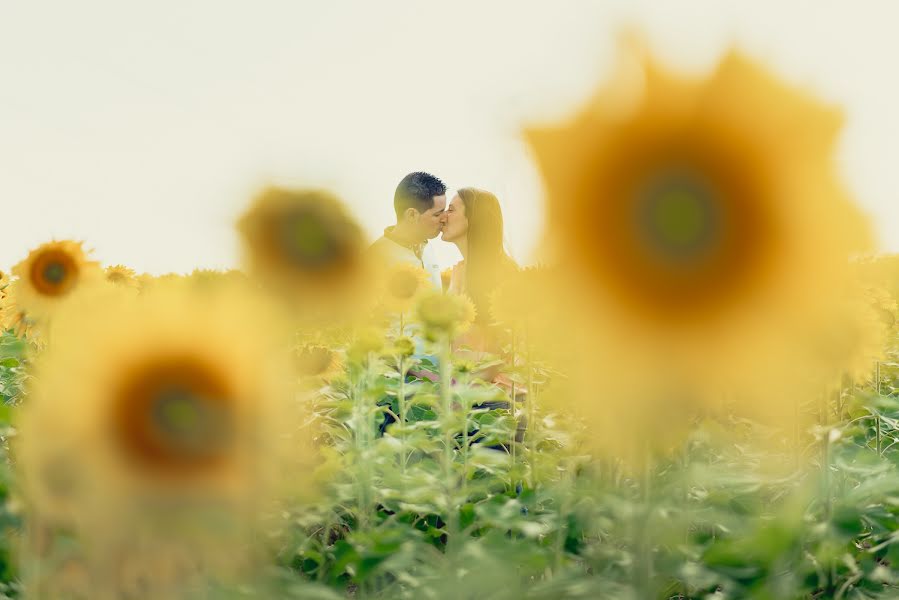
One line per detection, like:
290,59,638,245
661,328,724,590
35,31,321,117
525,327,537,490
398,355,408,475
439,335,459,556
632,443,654,600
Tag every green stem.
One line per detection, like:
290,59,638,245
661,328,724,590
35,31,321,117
525,326,536,490
552,458,571,575
876,361,882,456
439,335,458,556
398,355,408,476
632,443,654,599
509,330,518,490
354,359,374,533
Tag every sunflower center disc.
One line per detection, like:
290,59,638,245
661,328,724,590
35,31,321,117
281,212,338,268
42,262,67,285
151,385,230,458
636,172,721,264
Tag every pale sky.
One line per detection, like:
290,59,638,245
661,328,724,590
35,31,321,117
2,1,898,274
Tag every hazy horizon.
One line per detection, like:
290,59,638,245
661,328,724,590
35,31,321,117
3,0,898,274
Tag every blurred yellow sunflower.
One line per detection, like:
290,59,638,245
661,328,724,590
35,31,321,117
10,240,102,324
526,39,871,456
380,262,430,313
0,270,9,294
856,255,899,313
237,187,375,324
489,266,550,331
294,344,343,381
104,265,139,289
416,291,476,339
18,282,305,530
811,290,891,383
0,292,37,340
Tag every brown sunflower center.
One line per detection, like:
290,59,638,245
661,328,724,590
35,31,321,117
112,357,236,475
578,128,780,323
30,250,79,296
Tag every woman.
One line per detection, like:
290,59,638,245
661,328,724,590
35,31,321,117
440,187,518,349
440,188,525,445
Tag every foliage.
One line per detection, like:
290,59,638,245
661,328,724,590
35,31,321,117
0,304,898,600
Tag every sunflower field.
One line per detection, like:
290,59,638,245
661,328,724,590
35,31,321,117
3,40,899,600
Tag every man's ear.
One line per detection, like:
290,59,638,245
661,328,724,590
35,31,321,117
403,207,419,223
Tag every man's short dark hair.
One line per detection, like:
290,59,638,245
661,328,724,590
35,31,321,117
394,172,446,219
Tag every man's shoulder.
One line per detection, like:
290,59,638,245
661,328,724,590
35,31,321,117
370,236,418,265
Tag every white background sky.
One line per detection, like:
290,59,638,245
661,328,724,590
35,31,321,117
2,1,898,274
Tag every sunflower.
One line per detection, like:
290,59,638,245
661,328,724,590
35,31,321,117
489,266,550,331
18,282,305,534
104,264,139,289
379,262,431,313
237,187,375,324
294,343,343,382
0,292,38,340
525,39,871,458
810,290,892,383
416,291,476,339
0,270,9,294
11,240,102,324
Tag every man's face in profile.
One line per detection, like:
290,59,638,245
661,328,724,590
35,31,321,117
418,194,446,240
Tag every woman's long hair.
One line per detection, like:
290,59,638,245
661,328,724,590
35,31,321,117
456,188,517,324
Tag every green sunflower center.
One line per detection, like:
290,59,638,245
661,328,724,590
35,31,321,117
151,385,231,458
279,211,340,268
114,359,237,474
636,173,721,263
43,262,67,285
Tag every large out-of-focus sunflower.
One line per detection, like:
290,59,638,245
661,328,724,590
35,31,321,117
10,240,102,324
489,266,551,331
526,39,872,461
237,187,375,324
17,282,308,557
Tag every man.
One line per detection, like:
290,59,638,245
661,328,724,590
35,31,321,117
370,171,446,288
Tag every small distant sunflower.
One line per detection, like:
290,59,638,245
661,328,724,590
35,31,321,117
104,265,139,289
346,328,386,364
526,38,871,458
416,291,476,338
294,344,343,381
11,240,102,324
0,293,38,340
380,262,430,312
237,187,374,323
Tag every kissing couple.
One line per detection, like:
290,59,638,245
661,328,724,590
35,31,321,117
371,171,518,351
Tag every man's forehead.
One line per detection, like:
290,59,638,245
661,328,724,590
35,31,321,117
428,194,447,212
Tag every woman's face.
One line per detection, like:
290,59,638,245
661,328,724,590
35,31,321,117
440,194,468,243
